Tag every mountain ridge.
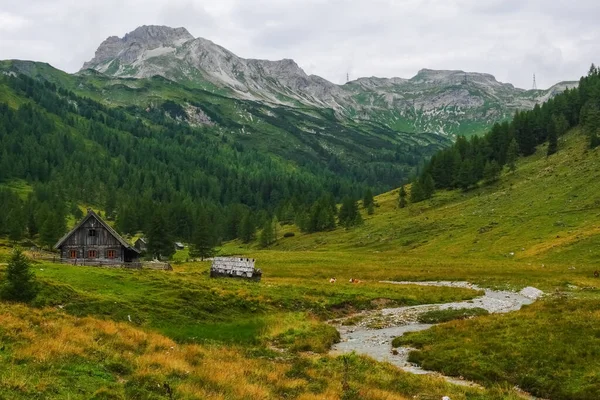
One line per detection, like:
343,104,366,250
79,25,578,137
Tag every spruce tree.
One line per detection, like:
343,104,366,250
147,210,174,260
456,160,475,191
410,180,425,203
338,197,363,228
259,218,275,248
506,138,519,172
399,186,407,208
239,213,256,243
0,248,38,303
547,125,558,156
363,189,374,209
39,214,59,249
7,208,24,242
366,202,374,215
422,174,435,199
483,160,501,183
189,212,215,260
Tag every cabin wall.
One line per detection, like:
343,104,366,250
60,217,124,262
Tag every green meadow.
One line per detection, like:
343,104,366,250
1,129,600,399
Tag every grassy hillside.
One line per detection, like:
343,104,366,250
229,128,600,288
216,128,600,399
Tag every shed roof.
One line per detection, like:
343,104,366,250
54,209,140,253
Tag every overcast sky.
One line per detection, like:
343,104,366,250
1,0,598,89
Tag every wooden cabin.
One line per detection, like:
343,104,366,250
54,209,140,267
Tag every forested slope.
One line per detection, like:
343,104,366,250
411,65,600,199
0,65,447,248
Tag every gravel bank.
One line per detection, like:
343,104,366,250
330,281,544,389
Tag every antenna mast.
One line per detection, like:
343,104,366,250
346,72,350,83
532,74,537,90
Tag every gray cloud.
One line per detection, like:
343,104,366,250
0,0,597,89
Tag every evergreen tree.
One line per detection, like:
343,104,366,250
399,185,407,208
483,160,501,183
147,210,174,260
7,207,24,242
410,180,425,203
363,189,374,209
39,214,60,249
0,248,38,302
338,197,363,228
547,124,558,156
259,218,275,248
239,212,256,243
456,160,475,191
189,212,215,260
553,114,570,136
105,189,117,220
506,138,519,172
366,202,374,215
422,174,435,199
27,210,38,238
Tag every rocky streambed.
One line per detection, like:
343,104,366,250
330,281,544,388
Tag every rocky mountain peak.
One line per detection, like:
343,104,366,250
81,25,194,70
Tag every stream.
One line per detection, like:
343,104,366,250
329,281,544,389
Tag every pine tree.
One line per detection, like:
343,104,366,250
456,160,475,191
410,180,425,203
506,138,519,172
399,186,407,208
483,160,501,183
147,210,174,260
27,210,38,238
7,207,24,242
189,212,215,260
39,214,60,249
239,213,256,243
104,190,117,220
338,197,363,228
422,174,435,199
366,202,374,215
0,248,38,302
547,124,558,156
259,218,275,248
363,189,374,209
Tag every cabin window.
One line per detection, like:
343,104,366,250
107,250,116,259
89,229,96,237
69,250,77,258
88,250,97,258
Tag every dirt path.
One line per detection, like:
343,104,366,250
330,281,544,389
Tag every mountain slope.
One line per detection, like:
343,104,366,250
0,59,449,191
80,25,578,137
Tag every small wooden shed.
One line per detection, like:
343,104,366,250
210,257,262,281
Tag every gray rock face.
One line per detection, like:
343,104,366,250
82,25,578,137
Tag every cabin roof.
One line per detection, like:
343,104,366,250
54,209,140,253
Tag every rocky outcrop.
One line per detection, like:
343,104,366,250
81,25,578,137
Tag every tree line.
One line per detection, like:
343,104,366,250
0,73,379,254
410,64,600,200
